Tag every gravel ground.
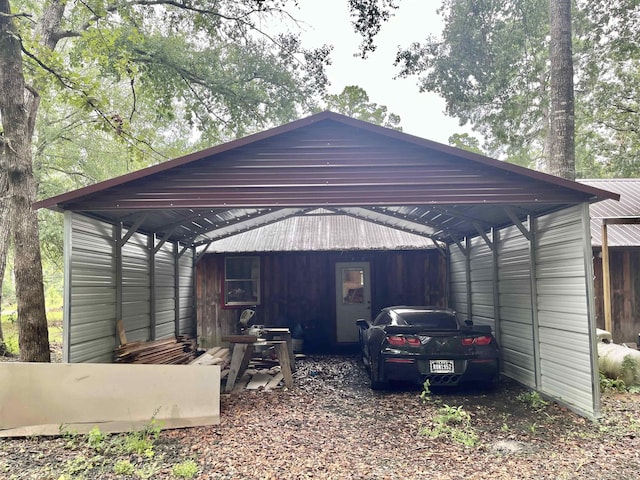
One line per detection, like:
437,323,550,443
1,354,639,479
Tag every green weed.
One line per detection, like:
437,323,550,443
87,426,108,451
516,390,549,411
134,460,162,479
113,459,135,475
600,372,627,393
420,404,479,447
172,459,199,478
120,418,163,458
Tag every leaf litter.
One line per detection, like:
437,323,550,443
1,354,639,479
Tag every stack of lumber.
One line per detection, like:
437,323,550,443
114,336,197,364
189,346,231,370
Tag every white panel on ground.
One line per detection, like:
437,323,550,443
0,362,220,437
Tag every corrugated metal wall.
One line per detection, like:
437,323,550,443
448,243,468,319
64,213,196,362
534,205,599,416
469,236,495,331
154,241,176,339
121,230,151,342
497,224,536,387
178,249,195,336
64,213,117,363
448,205,599,418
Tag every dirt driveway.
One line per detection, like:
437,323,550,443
1,355,639,479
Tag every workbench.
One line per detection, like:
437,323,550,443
222,328,295,392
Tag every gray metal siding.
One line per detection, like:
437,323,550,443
496,225,535,387
66,214,117,363
468,236,495,330
178,249,195,336
155,241,176,339
65,214,196,363
121,231,151,342
534,205,597,416
448,244,468,319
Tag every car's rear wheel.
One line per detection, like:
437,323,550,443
369,358,385,390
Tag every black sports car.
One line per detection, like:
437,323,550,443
356,306,500,389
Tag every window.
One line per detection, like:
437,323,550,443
224,256,260,306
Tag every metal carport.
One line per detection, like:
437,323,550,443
35,111,619,418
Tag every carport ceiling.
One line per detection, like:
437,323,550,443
35,111,619,248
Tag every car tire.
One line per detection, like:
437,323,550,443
369,359,385,390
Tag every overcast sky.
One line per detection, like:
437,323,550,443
291,0,466,144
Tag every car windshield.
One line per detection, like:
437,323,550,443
395,311,459,330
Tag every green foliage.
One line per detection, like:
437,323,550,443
172,459,199,478
420,404,479,447
600,371,627,393
321,85,402,130
59,425,80,449
4,0,335,314
87,426,108,452
395,0,640,177
113,459,135,475
516,390,549,411
628,385,640,394
621,355,639,382
120,418,163,458
63,454,99,476
419,378,432,402
448,133,484,154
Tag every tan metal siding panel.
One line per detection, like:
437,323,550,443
535,205,596,416
178,249,195,336
496,225,536,386
121,231,151,342
449,244,468,317
154,241,176,339
68,215,117,363
469,236,495,329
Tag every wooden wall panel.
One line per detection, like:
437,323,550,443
593,248,640,343
196,250,447,351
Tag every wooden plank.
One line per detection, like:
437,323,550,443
221,335,259,344
265,372,284,391
246,373,271,390
232,373,251,393
602,223,612,335
116,319,127,346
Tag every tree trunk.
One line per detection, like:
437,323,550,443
548,0,576,180
0,0,51,361
0,171,10,355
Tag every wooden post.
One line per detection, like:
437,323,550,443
275,342,293,388
224,343,254,393
602,222,612,336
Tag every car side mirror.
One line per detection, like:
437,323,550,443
356,318,369,329
464,319,473,327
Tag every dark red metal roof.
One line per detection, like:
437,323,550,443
36,111,619,246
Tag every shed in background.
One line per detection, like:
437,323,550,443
581,179,640,343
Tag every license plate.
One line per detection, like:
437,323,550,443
430,360,455,374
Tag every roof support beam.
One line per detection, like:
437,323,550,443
332,207,447,255
504,207,533,242
473,222,495,251
339,206,442,238
118,214,149,247
194,208,315,260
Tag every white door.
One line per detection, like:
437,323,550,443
335,262,371,343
